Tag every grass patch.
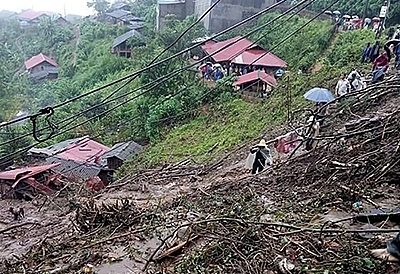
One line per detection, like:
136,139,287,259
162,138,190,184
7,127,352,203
128,90,308,168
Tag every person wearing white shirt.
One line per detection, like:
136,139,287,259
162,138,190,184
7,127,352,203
335,74,350,96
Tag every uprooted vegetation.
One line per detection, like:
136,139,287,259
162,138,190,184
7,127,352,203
1,76,400,273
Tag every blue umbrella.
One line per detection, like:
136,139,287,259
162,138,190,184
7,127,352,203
304,87,335,102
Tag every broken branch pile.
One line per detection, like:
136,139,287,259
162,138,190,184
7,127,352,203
75,199,153,233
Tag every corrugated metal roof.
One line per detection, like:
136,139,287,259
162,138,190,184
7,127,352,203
46,157,102,180
56,138,110,163
233,70,277,86
0,10,17,19
28,137,86,157
128,21,145,30
106,9,142,21
232,49,287,68
112,30,144,48
109,3,131,11
0,163,60,181
102,141,143,161
201,36,260,63
24,53,58,70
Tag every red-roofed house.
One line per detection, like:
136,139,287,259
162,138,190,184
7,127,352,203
232,49,287,71
24,53,59,81
18,10,49,23
201,36,287,72
201,36,259,63
233,70,277,98
29,137,111,181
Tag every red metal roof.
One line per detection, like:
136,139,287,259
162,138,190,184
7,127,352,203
232,49,287,68
56,137,110,164
233,70,277,86
24,53,59,70
0,163,60,181
201,36,260,63
18,10,47,21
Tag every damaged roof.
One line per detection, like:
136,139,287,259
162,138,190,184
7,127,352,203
0,163,60,181
102,141,143,161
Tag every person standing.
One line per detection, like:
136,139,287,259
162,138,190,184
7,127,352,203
361,43,371,63
370,41,381,63
250,139,272,174
335,74,350,96
373,51,389,72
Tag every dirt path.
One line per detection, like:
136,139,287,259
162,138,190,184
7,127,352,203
310,33,339,74
71,24,81,66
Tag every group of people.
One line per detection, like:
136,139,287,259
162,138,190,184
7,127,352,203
335,68,366,96
200,62,267,81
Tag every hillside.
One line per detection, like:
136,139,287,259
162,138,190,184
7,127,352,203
1,2,400,274
0,9,336,164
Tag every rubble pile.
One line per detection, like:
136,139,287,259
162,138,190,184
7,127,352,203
149,77,400,273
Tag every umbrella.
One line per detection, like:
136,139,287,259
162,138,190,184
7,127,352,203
324,10,333,15
304,88,335,103
352,15,359,19
343,15,351,19
372,17,380,21
364,18,371,23
333,10,341,15
385,39,400,48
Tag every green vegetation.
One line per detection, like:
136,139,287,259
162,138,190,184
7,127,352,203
0,3,379,170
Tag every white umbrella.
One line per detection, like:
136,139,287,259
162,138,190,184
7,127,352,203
333,10,341,15
304,88,335,103
343,15,351,19
352,15,359,19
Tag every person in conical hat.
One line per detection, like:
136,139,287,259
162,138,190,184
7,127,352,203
250,139,272,174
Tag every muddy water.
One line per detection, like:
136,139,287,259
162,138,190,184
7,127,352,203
0,198,71,259
95,237,162,273
96,258,139,274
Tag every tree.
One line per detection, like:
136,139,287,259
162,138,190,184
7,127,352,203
87,0,110,15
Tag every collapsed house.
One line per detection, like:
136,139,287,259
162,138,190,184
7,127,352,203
28,136,143,187
28,136,111,182
0,163,62,200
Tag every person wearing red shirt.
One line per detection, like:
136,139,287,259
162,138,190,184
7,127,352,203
373,51,389,72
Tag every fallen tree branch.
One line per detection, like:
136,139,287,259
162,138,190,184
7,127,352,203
0,222,40,234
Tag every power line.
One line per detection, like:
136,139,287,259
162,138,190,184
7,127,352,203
0,0,288,129
0,0,296,148
0,1,329,168
0,0,319,166
23,73,261,180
